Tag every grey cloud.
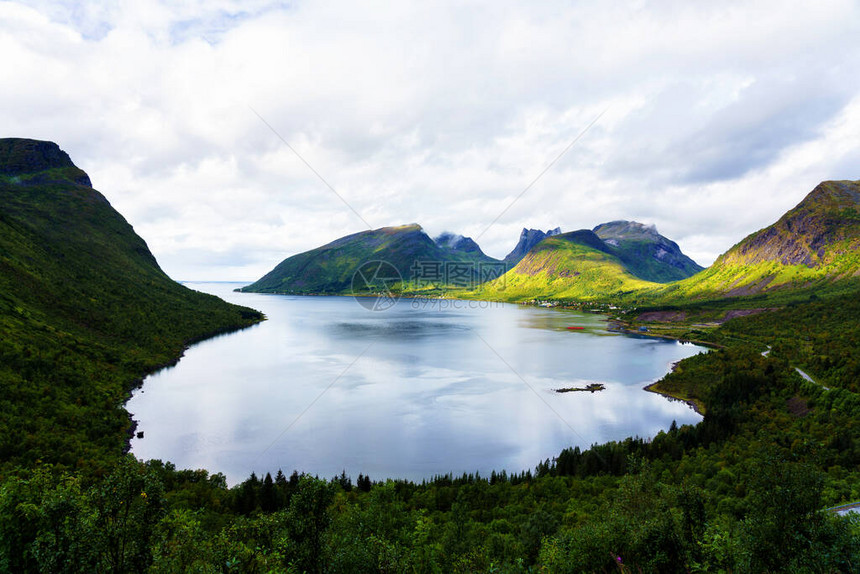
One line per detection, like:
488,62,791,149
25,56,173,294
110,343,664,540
3,1,860,279
676,86,850,184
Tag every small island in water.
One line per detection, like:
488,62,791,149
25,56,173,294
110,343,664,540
555,382,606,393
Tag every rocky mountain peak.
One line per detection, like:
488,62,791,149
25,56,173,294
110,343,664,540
593,220,660,240
434,232,485,255
504,227,562,265
0,138,92,187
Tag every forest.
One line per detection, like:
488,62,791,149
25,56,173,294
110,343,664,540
1,153,858,571
1,290,859,572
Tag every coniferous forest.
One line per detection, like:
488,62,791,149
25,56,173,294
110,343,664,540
1,140,859,572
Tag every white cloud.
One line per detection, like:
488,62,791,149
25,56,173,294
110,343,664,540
1,0,859,279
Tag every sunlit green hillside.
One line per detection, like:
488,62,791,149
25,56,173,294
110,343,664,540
476,181,860,306
655,180,860,302
473,230,657,301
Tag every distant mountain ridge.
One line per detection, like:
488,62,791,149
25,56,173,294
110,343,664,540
241,224,504,294
243,219,703,297
473,223,703,301
475,229,657,301
434,232,489,257
243,182,860,303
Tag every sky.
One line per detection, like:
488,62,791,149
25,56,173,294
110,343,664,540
2,0,859,281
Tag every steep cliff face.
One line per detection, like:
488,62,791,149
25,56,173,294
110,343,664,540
504,227,562,265
0,138,92,187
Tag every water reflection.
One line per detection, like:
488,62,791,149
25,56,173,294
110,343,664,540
128,284,705,484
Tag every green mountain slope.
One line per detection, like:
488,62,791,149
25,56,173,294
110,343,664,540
658,180,860,301
593,220,703,282
472,230,658,301
241,224,505,294
0,138,262,471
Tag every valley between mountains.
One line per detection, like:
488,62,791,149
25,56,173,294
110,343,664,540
1,138,858,572
241,178,860,316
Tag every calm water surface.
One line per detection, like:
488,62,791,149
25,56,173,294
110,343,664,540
129,283,705,484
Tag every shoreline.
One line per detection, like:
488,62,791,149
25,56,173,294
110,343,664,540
643,380,705,415
605,320,723,349
123,316,266,454
642,359,706,415
231,290,715,417
128,290,708,481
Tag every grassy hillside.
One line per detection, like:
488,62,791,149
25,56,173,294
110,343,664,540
246,220,702,300
656,180,860,302
472,230,657,301
0,143,857,571
473,181,860,307
241,223,505,294
0,138,262,473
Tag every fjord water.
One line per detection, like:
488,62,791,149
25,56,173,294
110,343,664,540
128,283,704,484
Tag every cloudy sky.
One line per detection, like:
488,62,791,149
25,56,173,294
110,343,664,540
2,0,859,280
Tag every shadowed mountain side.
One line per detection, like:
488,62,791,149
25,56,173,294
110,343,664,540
504,227,562,266
240,224,504,294
593,220,704,282
0,138,263,470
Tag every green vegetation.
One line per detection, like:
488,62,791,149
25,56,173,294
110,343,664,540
475,180,860,309
652,180,860,303
244,221,708,301
593,220,704,282
1,142,858,571
4,303,859,571
719,290,860,393
473,231,659,302
242,181,860,309
0,138,262,473
241,224,505,295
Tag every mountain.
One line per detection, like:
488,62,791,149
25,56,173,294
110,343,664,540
661,180,860,300
504,227,562,265
0,138,262,469
434,231,489,257
593,220,704,282
474,230,658,301
241,224,505,294
474,221,703,302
